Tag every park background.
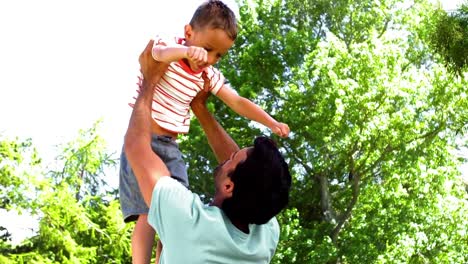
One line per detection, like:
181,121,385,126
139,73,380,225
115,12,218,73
1,0,467,263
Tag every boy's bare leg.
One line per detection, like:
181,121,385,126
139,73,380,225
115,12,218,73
155,240,163,264
132,214,155,264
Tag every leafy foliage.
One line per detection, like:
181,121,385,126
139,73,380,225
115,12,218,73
0,137,41,210
430,2,468,75
184,0,468,263
0,123,132,263
49,120,117,199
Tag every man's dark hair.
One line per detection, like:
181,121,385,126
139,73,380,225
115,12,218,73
190,0,238,40
222,136,292,225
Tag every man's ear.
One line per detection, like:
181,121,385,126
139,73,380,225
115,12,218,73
223,178,234,198
184,24,193,40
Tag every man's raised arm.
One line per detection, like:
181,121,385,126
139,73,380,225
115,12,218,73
191,92,240,164
124,40,170,206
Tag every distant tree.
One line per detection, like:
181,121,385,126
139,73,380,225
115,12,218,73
430,2,468,75
0,137,41,210
0,123,132,263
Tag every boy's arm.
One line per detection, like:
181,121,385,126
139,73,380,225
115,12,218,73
191,91,240,163
124,40,171,206
216,85,290,137
153,44,207,65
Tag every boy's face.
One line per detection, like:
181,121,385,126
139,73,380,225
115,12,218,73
184,25,234,72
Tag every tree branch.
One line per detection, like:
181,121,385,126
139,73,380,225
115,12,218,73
331,166,360,243
378,17,391,39
318,172,337,224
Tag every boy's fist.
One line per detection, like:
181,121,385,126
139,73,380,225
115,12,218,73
186,46,208,65
272,122,290,138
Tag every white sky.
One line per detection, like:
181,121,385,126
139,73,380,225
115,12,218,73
0,0,465,244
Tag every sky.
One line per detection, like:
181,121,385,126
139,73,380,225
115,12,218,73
0,0,465,244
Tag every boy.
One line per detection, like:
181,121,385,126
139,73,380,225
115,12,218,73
120,0,289,263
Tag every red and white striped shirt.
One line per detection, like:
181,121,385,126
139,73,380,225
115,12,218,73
131,36,226,134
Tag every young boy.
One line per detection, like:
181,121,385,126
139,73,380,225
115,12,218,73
120,0,289,263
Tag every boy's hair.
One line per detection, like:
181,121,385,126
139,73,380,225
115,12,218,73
222,137,292,224
190,0,238,40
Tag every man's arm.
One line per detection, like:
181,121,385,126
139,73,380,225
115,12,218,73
191,91,240,163
124,40,170,206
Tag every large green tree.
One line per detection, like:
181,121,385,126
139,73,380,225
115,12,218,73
181,0,468,263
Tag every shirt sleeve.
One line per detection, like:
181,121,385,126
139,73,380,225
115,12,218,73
205,66,227,95
269,217,281,260
147,177,201,243
154,34,168,46
152,34,179,61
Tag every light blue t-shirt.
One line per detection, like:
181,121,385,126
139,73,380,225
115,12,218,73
148,177,280,264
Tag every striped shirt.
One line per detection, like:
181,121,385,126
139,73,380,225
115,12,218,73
131,36,226,133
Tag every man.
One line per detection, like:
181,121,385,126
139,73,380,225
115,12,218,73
124,39,292,263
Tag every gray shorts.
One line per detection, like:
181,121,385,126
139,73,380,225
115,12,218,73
119,134,188,222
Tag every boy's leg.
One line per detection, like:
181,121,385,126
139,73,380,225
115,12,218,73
132,214,156,264
151,135,188,188
155,240,162,264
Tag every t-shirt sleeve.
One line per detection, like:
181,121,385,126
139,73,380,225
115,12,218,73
152,34,180,61
205,67,227,95
154,34,168,46
269,217,281,259
147,177,201,243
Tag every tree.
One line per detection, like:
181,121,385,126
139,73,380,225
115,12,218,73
49,120,117,199
0,137,41,210
430,2,468,75
0,136,41,259
0,123,133,263
181,0,468,262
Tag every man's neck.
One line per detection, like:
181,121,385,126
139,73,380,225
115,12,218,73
231,219,249,234
210,200,250,234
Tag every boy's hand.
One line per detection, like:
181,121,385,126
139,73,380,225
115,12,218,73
186,46,208,65
272,122,290,138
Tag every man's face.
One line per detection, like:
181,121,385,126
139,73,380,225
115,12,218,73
185,27,234,72
213,147,251,189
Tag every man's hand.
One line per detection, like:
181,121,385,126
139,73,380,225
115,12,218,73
201,71,211,92
191,88,211,109
139,40,169,88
